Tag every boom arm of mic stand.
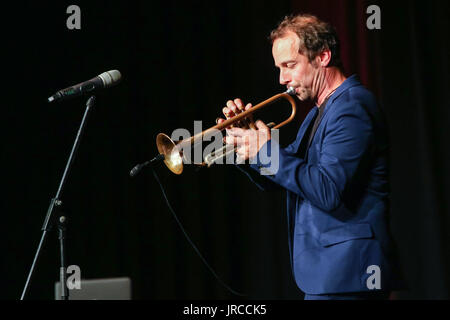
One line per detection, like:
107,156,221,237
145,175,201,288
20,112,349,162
20,95,96,300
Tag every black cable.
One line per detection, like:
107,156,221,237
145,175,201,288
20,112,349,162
151,167,247,297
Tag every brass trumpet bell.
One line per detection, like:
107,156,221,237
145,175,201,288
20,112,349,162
156,133,184,175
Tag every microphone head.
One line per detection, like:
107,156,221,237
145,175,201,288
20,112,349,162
98,70,122,87
130,165,141,177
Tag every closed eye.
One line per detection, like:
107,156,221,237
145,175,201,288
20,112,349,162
275,60,297,69
286,62,296,68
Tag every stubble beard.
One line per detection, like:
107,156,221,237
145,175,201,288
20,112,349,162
296,86,313,101
296,66,320,102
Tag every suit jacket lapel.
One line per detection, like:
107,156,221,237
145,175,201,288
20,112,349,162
286,74,362,156
288,107,318,155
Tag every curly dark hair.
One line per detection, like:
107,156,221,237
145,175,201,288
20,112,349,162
269,14,343,70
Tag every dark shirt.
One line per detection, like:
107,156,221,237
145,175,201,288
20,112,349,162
298,94,332,158
307,95,332,148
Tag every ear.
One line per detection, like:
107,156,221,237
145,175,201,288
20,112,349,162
317,49,332,67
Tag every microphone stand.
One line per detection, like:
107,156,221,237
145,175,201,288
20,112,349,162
20,95,96,300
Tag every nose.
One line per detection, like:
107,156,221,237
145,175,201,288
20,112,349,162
279,69,290,85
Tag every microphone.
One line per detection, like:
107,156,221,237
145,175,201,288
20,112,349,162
48,70,122,103
130,154,165,177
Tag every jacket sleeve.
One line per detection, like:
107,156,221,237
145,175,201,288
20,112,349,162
234,164,282,191
250,101,374,211
234,134,303,191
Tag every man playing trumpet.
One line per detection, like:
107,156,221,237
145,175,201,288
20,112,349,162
217,14,403,300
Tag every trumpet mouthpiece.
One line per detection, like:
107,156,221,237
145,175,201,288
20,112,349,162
286,87,296,95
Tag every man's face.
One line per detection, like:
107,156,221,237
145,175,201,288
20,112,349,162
272,31,320,101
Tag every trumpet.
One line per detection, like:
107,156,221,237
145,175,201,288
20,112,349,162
156,87,297,174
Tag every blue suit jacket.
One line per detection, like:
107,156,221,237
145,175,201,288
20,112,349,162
239,75,401,294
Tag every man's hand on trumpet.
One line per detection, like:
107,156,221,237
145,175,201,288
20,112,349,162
217,98,271,161
216,98,253,129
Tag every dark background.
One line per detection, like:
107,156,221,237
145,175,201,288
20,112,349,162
1,0,449,300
